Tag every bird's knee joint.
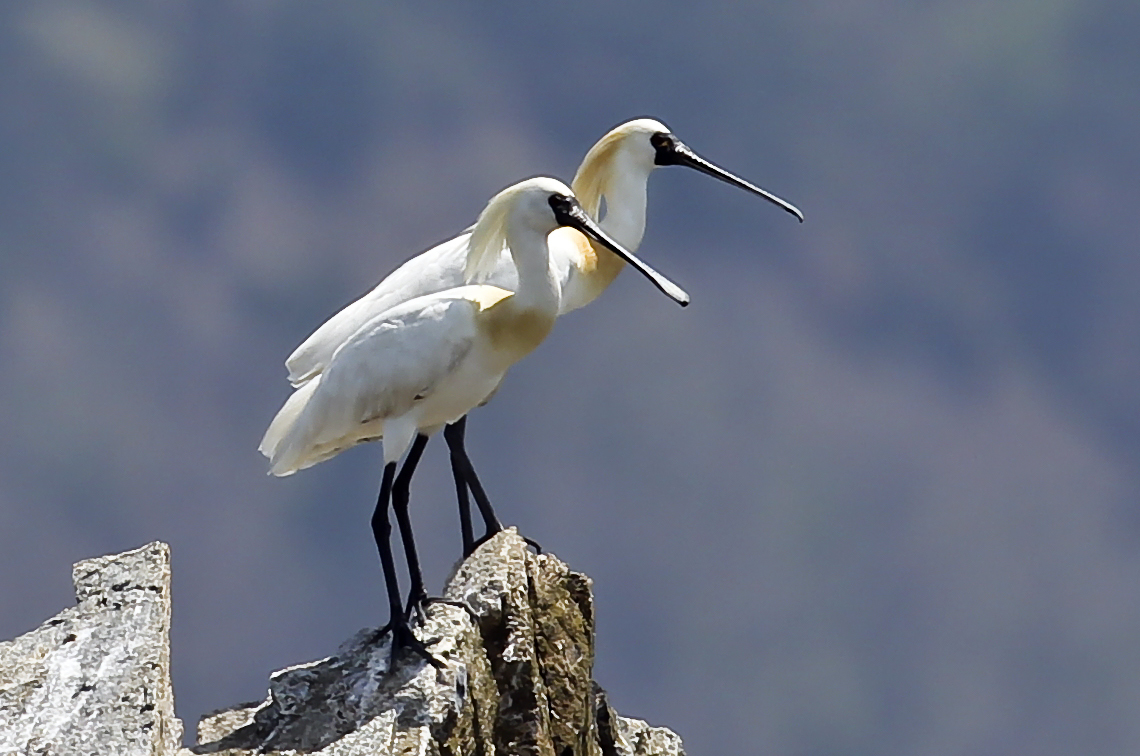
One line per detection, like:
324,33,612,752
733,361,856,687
371,512,391,535
392,483,412,505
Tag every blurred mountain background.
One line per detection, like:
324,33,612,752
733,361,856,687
2,2,1139,753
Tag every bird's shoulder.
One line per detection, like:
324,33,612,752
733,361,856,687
312,293,486,423
325,286,508,377
380,231,473,289
284,232,475,384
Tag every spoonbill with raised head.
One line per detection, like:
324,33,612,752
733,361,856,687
283,118,801,554
260,177,689,664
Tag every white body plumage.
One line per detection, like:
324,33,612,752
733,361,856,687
283,118,791,389
260,176,688,476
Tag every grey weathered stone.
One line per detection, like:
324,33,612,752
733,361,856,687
0,532,684,756
0,541,183,756
191,529,684,756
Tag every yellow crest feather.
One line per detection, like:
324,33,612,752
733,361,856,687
570,129,626,217
571,118,668,217
465,187,512,283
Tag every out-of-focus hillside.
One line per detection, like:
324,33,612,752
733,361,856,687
1,2,1138,753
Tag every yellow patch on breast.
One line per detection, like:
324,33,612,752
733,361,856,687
477,295,556,361
549,227,597,274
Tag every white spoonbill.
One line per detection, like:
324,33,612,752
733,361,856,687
283,118,802,554
260,177,689,663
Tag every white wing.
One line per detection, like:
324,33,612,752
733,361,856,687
264,290,486,475
286,231,525,386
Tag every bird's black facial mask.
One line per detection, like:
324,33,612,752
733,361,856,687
651,132,683,166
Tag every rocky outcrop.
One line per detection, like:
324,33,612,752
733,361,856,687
0,531,684,756
0,541,182,756
190,530,684,756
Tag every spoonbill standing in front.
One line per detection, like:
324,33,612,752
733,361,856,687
260,177,689,664
283,118,802,554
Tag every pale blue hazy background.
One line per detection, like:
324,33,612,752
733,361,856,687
2,2,1139,753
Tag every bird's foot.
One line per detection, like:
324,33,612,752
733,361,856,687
405,591,482,628
465,528,542,558
421,595,481,626
404,588,431,627
372,616,445,670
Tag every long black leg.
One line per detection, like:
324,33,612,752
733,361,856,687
392,431,491,631
370,457,442,669
370,462,403,630
444,417,502,554
392,434,430,623
446,419,476,555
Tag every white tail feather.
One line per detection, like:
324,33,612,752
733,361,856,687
259,376,322,476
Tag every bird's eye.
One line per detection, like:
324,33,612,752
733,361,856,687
651,132,680,165
547,193,573,214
